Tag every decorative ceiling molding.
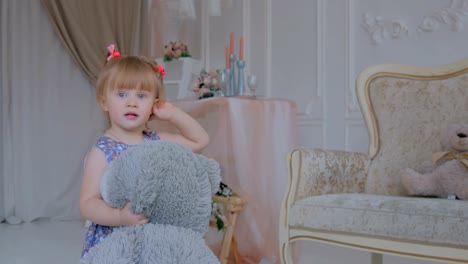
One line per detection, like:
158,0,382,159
362,0,468,45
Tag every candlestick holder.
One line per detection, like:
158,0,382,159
236,60,245,96
229,54,237,95
222,68,233,96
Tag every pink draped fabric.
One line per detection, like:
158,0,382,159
149,97,298,263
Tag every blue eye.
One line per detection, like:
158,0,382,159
118,92,126,98
137,93,146,99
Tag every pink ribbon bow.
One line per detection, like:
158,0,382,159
106,44,121,61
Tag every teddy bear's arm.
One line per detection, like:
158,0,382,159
419,160,437,174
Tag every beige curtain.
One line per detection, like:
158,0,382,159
41,0,151,83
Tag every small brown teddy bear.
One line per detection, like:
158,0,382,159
401,124,468,200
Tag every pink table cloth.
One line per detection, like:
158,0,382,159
149,97,298,263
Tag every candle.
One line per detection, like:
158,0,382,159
225,46,230,69
230,32,235,54
239,37,244,60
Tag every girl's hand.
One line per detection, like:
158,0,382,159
118,203,149,226
152,100,177,121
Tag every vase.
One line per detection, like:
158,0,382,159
198,92,214,100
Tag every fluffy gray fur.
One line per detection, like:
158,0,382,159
81,140,221,264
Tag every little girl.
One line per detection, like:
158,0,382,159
80,45,210,256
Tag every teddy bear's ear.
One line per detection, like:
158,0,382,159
197,155,222,196
441,124,461,149
446,124,460,133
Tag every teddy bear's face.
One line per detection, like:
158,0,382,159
445,124,468,152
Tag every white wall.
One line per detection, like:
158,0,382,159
200,0,468,153
199,0,467,263
272,0,468,153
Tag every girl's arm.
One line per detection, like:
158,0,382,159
154,102,210,153
79,147,148,226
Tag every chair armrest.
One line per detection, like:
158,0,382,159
279,148,368,251
286,148,368,203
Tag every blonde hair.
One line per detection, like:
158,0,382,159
96,56,166,103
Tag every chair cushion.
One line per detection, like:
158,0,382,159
289,193,468,247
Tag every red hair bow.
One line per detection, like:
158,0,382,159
106,44,121,61
157,64,165,77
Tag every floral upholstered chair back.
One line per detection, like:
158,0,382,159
357,63,468,195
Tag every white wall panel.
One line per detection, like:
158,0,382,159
298,116,325,149
323,0,348,150
271,0,318,113
248,0,268,98
345,122,368,153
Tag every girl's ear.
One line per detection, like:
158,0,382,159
99,95,108,111
153,99,161,108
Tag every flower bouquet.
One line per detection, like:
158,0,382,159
192,69,222,99
211,182,233,231
163,40,191,62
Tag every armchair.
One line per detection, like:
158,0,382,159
279,59,468,263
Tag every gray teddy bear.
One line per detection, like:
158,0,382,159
80,140,221,264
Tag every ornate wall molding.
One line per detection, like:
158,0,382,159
242,0,250,73
346,0,361,115
362,0,468,45
201,0,210,70
304,0,325,117
316,0,325,99
265,0,272,98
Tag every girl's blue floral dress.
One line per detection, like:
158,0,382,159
81,131,160,257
